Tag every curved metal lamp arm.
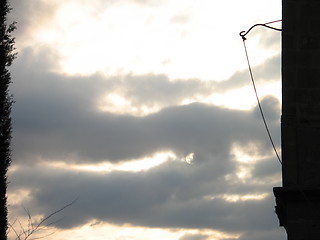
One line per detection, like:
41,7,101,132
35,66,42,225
240,20,282,40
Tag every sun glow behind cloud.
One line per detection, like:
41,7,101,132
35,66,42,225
41,151,177,173
25,0,282,116
29,0,281,81
205,193,269,202
185,152,194,164
98,92,162,115
15,221,240,240
229,142,281,184
40,151,201,174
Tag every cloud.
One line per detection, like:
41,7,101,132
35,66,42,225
10,47,281,165
8,36,283,239
257,25,282,51
12,99,279,163
214,55,280,93
238,229,286,240
9,61,282,231
252,95,281,121
9,155,281,232
170,12,191,24
252,156,281,179
179,234,209,240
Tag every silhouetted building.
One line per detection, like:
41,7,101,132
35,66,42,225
274,0,320,239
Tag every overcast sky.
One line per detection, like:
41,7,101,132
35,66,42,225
7,0,285,239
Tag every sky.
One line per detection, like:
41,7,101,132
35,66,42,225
6,0,285,239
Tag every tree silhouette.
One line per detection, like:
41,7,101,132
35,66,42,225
8,199,78,240
0,0,16,239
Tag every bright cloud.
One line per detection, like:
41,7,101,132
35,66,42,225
17,0,281,80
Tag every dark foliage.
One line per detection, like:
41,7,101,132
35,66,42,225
0,0,16,239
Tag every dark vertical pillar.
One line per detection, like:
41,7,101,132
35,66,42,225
274,0,320,239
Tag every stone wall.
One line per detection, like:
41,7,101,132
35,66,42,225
282,0,320,187
274,1,320,239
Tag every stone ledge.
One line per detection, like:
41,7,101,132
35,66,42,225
274,186,320,202
273,186,320,229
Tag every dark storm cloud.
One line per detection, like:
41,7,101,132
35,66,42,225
10,47,280,164
9,157,281,233
12,99,278,163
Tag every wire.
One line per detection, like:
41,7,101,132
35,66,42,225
241,21,320,228
240,21,282,165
